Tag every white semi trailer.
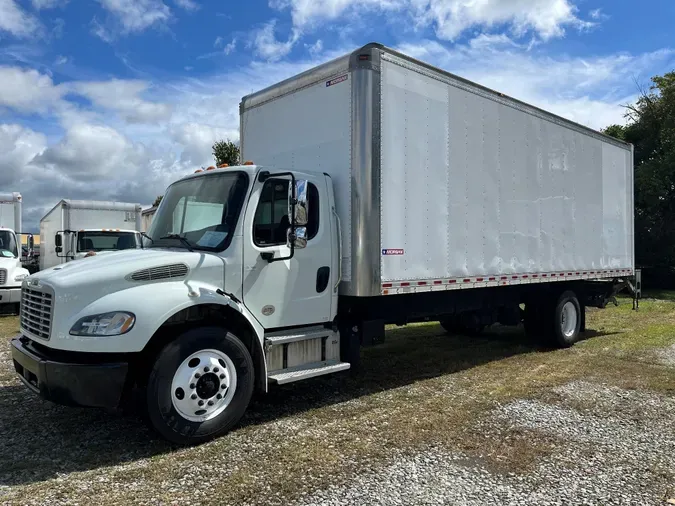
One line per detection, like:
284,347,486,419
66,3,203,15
11,43,637,444
40,200,143,270
0,192,30,314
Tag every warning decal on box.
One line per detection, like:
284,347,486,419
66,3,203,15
326,74,348,87
382,249,404,256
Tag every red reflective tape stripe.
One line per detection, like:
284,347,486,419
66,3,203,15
449,279,457,284
400,282,410,287
512,276,518,279
489,277,495,281
476,277,484,282
463,279,471,283
382,283,392,288
434,280,443,285
551,274,556,277
501,276,507,280
532,274,538,278
522,275,528,279
542,274,547,277
418,281,427,286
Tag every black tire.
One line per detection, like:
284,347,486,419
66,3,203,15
550,290,582,347
146,326,254,445
439,317,459,334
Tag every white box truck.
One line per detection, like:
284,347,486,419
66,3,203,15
11,43,638,444
40,199,143,271
0,192,31,314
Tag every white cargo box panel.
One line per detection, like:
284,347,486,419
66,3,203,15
0,192,22,232
240,53,354,282
378,52,634,286
241,43,634,297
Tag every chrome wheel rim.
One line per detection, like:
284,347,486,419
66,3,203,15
560,301,578,339
170,349,237,422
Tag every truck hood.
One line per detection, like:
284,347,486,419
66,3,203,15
31,248,226,298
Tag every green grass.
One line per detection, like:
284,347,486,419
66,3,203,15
1,295,675,505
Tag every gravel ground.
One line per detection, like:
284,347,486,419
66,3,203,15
292,381,675,506
1,302,675,506
654,344,675,366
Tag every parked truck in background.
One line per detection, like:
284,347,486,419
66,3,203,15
11,43,638,444
39,200,143,271
0,192,31,314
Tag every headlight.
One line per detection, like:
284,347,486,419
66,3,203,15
14,273,28,282
70,312,136,336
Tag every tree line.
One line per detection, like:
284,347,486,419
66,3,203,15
604,71,675,286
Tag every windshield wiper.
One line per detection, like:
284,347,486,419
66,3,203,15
140,232,154,244
160,234,194,252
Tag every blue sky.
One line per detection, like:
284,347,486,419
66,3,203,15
0,0,673,231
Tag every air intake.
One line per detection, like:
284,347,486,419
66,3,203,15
128,263,189,282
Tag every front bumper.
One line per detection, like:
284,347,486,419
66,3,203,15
11,335,129,408
0,287,21,304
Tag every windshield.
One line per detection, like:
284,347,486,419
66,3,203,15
77,231,139,252
0,230,18,258
146,171,249,252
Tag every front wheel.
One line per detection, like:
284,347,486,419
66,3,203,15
146,327,254,445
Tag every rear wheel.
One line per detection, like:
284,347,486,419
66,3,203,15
440,313,484,336
551,291,582,347
146,326,254,445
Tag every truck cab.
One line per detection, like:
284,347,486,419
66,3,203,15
0,227,31,313
11,164,343,444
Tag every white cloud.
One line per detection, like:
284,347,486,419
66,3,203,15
72,79,173,123
251,20,300,61
0,0,42,38
589,8,608,21
54,55,68,65
223,38,237,55
170,122,239,165
32,124,152,180
271,0,593,41
0,66,63,113
173,0,197,10
0,124,46,186
31,0,68,9
305,39,323,56
468,33,522,50
94,0,171,39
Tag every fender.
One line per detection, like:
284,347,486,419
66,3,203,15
54,281,265,357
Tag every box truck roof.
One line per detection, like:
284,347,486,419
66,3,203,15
241,42,631,151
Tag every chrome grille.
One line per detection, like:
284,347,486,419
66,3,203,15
129,263,189,282
20,287,53,340
0,269,6,286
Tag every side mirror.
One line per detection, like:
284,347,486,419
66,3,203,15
287,226,307,250
55,233,62,248
289,179,309,227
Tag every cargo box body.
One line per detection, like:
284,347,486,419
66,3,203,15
241,44,634,298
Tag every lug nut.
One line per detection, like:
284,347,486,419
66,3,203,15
219,374,225,379
198,400,204,406
189,383,195,389
207,400,214,406
213,367,219,373
204,366,210,372
216,394,222,399
221,384,227,389
191,394,197,400
195,372,201,378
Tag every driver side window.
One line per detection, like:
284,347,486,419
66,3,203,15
253,179,320,247
253,179,289,246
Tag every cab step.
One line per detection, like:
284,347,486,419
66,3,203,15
268,361,350,385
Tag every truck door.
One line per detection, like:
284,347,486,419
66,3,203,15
242,173,334,328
